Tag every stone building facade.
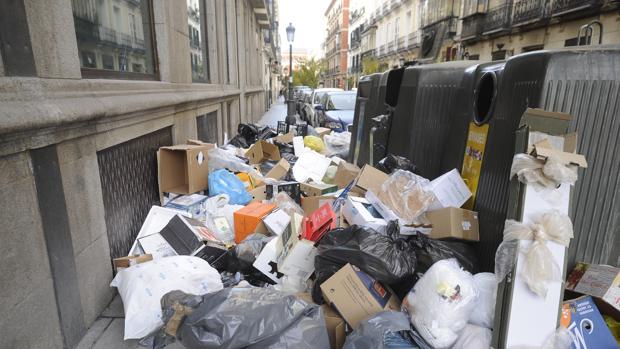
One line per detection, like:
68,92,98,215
324,0,351,88
0,0,279,348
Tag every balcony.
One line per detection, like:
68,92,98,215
462,0,489,18
512,0,546,26
378,44,386,57
483,4,511,34
407,31,419,48
397,36,406,52
382,2,389,15
551,0,602,16
461,15,484,40
387,40,395,53
390,0,400,9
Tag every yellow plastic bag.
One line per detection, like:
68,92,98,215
303,136,325,153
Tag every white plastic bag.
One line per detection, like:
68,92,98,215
203,194,244,243
324,131,351,158
510,153,578,189
208,147,262,180
404,259,478,349
452,324,492,349
469,272,497,329
110,256,223,339
495,210,573,298
376,169,434,224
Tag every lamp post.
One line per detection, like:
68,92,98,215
285,23,296,127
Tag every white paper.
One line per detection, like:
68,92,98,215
129,206,191,256
292,149,331,183
137,234,176,259
263,209,291,236
278,241,318,280
342,196,387,232
293,136,305,156
428,169,471,210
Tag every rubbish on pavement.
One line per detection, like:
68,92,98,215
565,262,620,313
301,195,336,215
376,154,417,175
293,149,332,182
163,193,207,218
151,287,329,349
110,255,223,340
262,208,291,236
324,131,351,158
320,263,400,329
293,136,305,156
203,194,243,243
427,207,480,241
233,201,275,243
113,254,153,270
235,172,256,190
495,210,573,298
274,130,295,144
334,161,361,189
314,127,332,139
272,191,304,216
350,164,389,195
322,164,338,184
265,158,290,180
265,181,301,204
304,135,326,152
312,222,417,303
155,215,207,255
208,169,252,205
342,311,420,349
245,140,281,164
253,238,282,283
561,296,619,349
302,202,336,242
341,195,387,232
158,144,213,194
470,272,497,329
427,168,472,210
300,181,338,197
403,259,478,349
129,206,191,256
409,233,479,275
277,232,318,281
451,324,492,349
207,147,262,179
297,293,346,349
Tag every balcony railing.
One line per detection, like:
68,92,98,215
387,40,395,53
461,15,484,40
74,16,146,51
378,44,386,57
397,36,406,51
407,31,419,48
512,0,546,26
382,2,389,15
483,4,511,34
390,0,400,9
551,0,601,16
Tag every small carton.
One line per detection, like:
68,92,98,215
302,195,336,215
159,144,214,194
262,209,291,236
265,181,301,204
334,161,361,189
233,202,276,243
315,127,332,139
303,203,337,242
561,296,619,349
297,293,346,349
253,238,282,283
249,185,267,202
351,164,389,195
274,131,295,144
245,140,281,164
566,262,620,314
265,158,291,180
300,182,338,197
342,196,387,232
427,169,472,210
427,207,480,241
113,254,153,269
321,264,401,329
278,237,317,280
164,193,208,218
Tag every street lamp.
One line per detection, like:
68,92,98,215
285,23,296,128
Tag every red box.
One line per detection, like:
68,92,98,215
303,203,336,242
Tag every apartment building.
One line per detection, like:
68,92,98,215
348,0,372,87
324,0,351,88
372,0,422,67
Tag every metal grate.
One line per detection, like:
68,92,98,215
197,111,219,144
97,127,172,260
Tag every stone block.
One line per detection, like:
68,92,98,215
75,236,114,326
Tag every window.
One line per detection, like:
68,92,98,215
395,17,400,40
187,0,210,82
468,54,480,60
72,0,156,79
491,50,506,60
564,37,587,47
522,44,543,53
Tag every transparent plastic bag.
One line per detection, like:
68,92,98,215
510,154,578,189
509,327,573,349
452,324,492,349
208,169,252,205
495,210,573,298
324,131,352,158
404,259,478,349
272,191,304,216
203,194,244,243
303,135,325,152
376,169,434,224
469,273,497,329
208,147,263,180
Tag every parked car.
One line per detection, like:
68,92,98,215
304,88,343,126
299,90,315,123
294,86,312,114
317,91,356,132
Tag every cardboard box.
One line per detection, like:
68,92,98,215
302,196,336,215
278,238,317,280
531,139,588,168
334,161,361,189
321,264,400,329
351,164,388,195
262,209,291,236
265,181,301,204
250,185,267,202
300,182,338,197
128,206,191,256
253,238,282,283
561,296,619,349
427,169,472,210
303,203,336,242
265,158,291,180
274,131,295,144
113,254,153,269
315,127,332,139
164,193,208,218
159,144,213,194
427,207,480,241
297,293,346,349
566,262,620,314
233,202,276,243
342,196,387,232
245,140,281,164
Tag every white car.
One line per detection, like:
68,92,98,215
304,88,343,126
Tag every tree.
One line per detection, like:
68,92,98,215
362,56,380,74
293,58,324,88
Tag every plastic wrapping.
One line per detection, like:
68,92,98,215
207,147,262,180
208,169,252,205
110,256,223,340
150,287,329,349
343,311,418,349
404,259,478,349
409,232,480,275
312,221,417,303
510,153,578,189
451,324,492,349
202,194,243,243
469,272,497,329
376,170,434,224
495,210,573,298
510,328,573,349
272,191,304,217
303,135,325,152
324,131,352,158
376,154,417,175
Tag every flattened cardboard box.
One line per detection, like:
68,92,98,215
321,263,400,329
245,140,281,164
159,144,214,194
351,164,388,194
265,158,290,180
334,161,361,189
427,207,480,241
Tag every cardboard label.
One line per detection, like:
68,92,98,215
561,296,619,349
461,122,489,209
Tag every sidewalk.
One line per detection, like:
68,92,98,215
258,95,288,127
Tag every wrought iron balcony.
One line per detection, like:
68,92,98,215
512,0,546,26
407,31,419,48
461,15,484,40
551,0,602,16
483,4,511,34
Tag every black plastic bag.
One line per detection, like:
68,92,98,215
257,125,277,140
312,221,417,304
409,233,479,275
238,123,259,141
225,233,275,286
376,154,417,174
228,134,250,149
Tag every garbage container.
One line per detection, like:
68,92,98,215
349,73,383,167
370,67,405,165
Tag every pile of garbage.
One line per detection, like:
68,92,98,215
109,121,599,349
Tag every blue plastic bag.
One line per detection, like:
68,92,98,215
208,169,252,205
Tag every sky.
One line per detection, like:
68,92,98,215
278,0,331,58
